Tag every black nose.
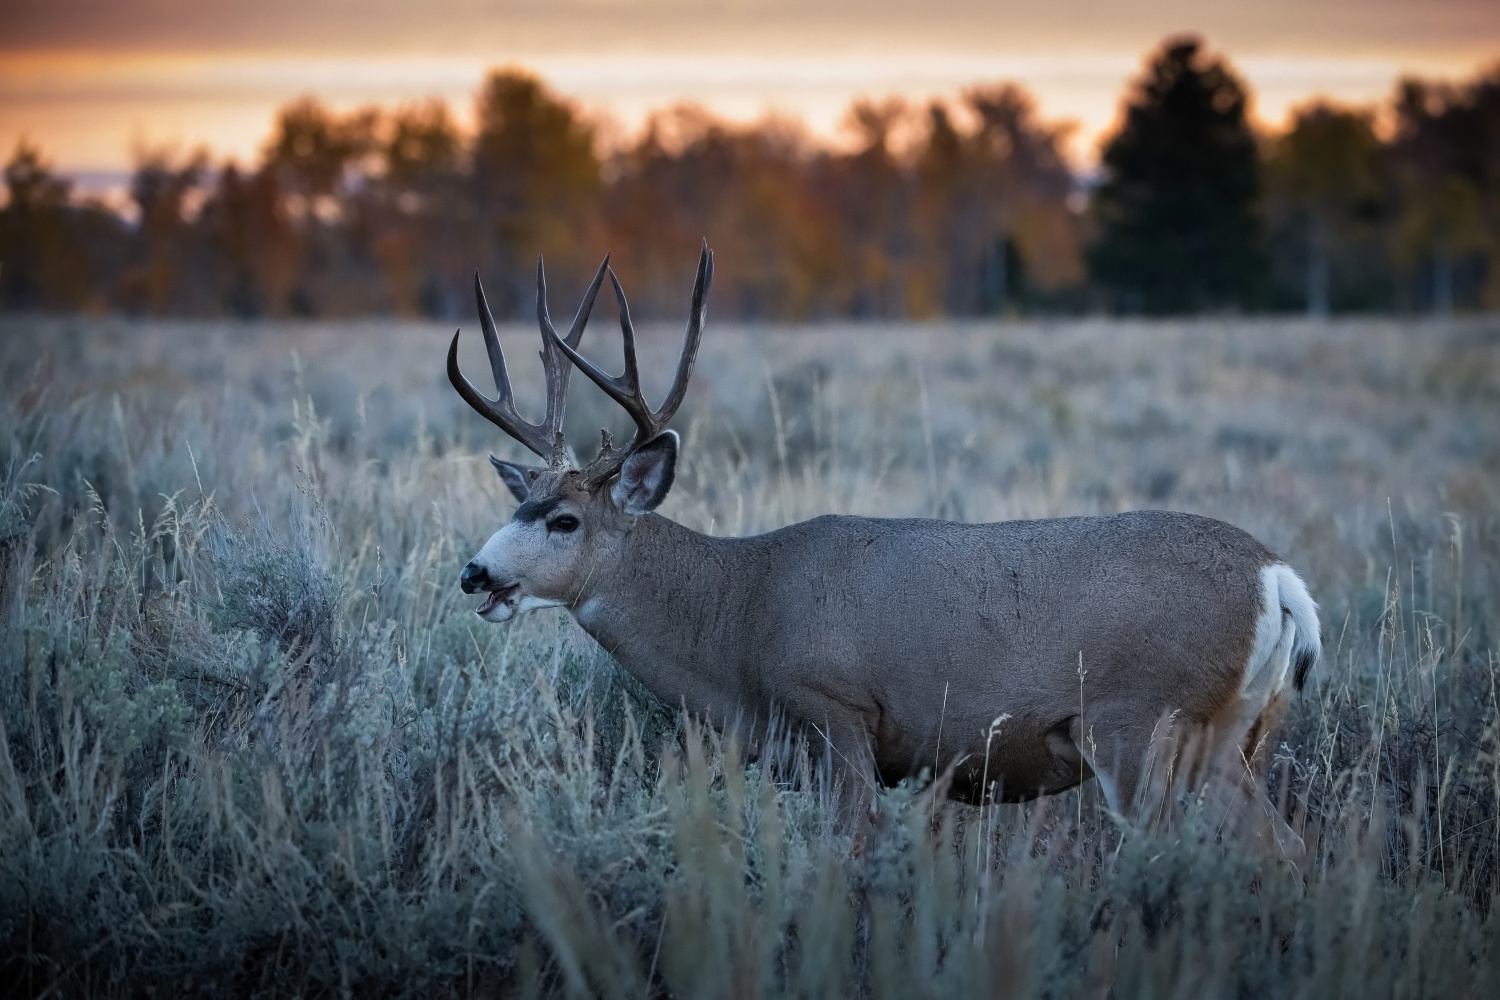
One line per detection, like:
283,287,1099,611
460,562,488,594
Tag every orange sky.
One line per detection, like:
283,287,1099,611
3,0,1497,187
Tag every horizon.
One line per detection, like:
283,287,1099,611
3,0,1497,193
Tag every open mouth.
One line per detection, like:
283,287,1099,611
476,584,519,616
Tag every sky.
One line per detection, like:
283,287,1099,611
3,0,1498,193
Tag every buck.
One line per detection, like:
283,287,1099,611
449,243,1320,828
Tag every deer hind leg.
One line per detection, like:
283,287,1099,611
1231,582,1303,778
1226,688,1307,861
1241,690,1288,769
1202,587,1308,860
1071,713,1154,818
1076,709,1247,824
1232,563,1319,770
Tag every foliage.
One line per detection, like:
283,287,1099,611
1385,74,1500,312
6,44,1500,318
1264,104,1387,315
912,85,1081,314
0,67,1084,321
0,142,128,312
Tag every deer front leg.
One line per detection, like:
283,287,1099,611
774,670,884,837
802,710,881,837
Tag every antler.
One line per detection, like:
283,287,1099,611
548,241,713,481
447,254,610,464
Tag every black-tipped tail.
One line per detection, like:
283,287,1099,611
1293,645,1317,692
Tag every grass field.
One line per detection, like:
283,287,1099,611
2,313,1499,997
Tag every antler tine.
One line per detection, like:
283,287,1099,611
562,254,609,352
535,254,610,452
446,273,544,458
549,267,657,442
547,241,714,477
658,240,713,421
448,327,538,448
474,270,516,414
448,256,610,462
604,265,653,439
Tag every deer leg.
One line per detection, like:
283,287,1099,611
1241,690,1288,769
1225,693,1307,863
804,712,881,836
1072,714,1155,819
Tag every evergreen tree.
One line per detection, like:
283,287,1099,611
1089,37,1266,313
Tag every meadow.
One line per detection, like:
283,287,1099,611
1,312,1498,997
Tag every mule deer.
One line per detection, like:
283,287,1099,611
449,244,1320,828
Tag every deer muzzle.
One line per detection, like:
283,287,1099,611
460,561,489,594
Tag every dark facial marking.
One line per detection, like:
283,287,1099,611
513,496,563,524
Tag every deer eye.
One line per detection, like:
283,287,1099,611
547,514,580,534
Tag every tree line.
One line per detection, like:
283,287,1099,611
2,37,1497,319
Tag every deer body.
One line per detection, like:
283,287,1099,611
565,507,1314,812
447,244,1320,825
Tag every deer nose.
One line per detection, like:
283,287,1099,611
460,562,489,594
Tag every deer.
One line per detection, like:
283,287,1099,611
448,242,1321,835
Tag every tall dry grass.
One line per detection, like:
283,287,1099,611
0,314,1498,997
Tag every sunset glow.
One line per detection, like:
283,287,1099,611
2,1,1497,182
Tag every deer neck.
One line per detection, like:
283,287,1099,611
569,513,750,705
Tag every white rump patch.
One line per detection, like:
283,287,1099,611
1238,563,1321,717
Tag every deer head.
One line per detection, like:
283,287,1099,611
450,243,713,621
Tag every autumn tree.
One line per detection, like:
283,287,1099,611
960,85,1080,309
1264,103,1384,315
0,142,73,309
258,99,382,313
119,149,210,313
1385,71,1500,312
472,69,601,316
0,141,123,311
265,97,379,203
603,107,838,319
905,86,1081,315
826,98,912,317
373,100,468,315
386,100,464,190
197,164,299,317
1089,37,1266,313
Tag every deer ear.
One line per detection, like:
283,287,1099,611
488,455,535,503
612,430,678,514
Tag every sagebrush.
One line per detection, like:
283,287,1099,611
1,315,1498,997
